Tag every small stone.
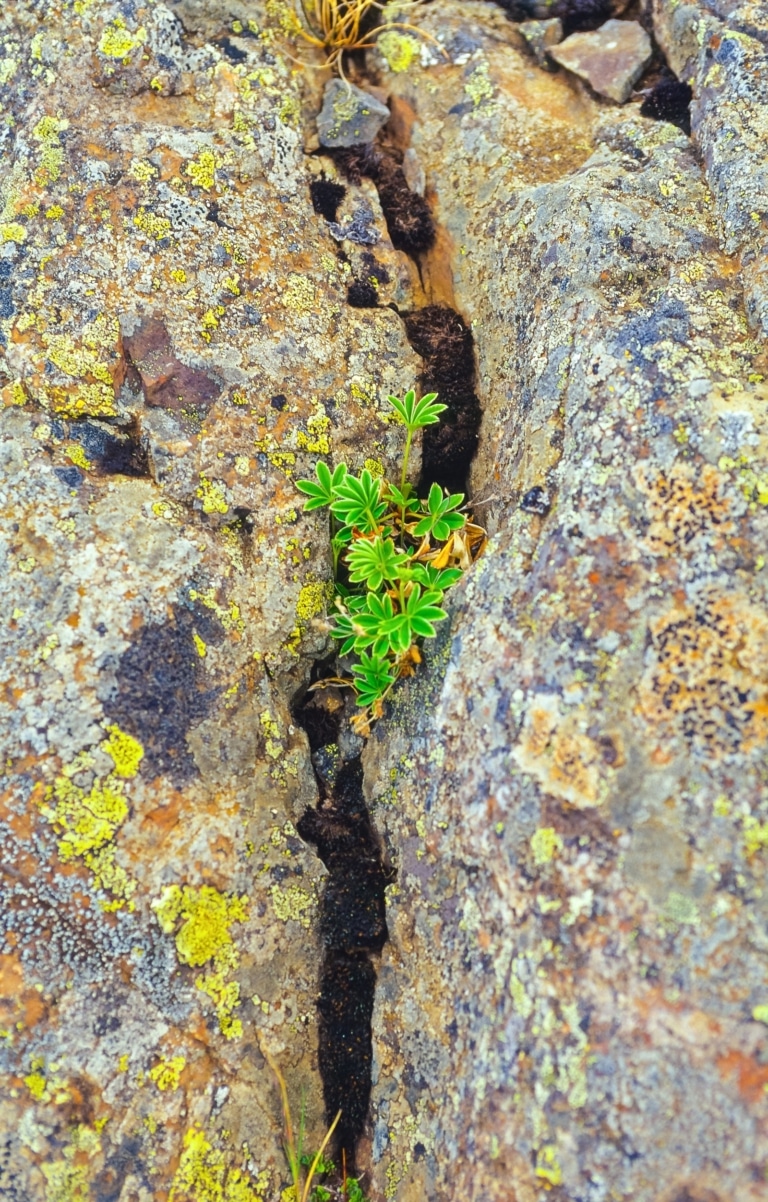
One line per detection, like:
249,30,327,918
549,19,652,103
519,18,564,67
317,80,391,149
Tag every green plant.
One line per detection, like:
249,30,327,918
260,1037,340,1202
297,390,485,731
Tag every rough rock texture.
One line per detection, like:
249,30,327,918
317,80,391,149
651,0,768,338
548,19,653,102
519,17,564,66
0,1,420,1196
366,3,768,1199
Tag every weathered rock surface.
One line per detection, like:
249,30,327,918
317,80,391,149
548,19,653,102
0,0,419,1196
366,2,768,1199
519,17,564,66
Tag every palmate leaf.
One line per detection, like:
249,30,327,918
351,652,396,708
388,389,446,431
410,563,463,591
329,469,387,534
346,535,409,590
296,461,348,511
349,586,447,657
413,483,466,542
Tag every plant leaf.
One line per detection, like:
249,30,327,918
296,461,348,511
346,535,409,590
329,469,386,533
388,390,447,431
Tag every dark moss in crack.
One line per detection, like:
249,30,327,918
404,305,481,494
332,144,435,256
293,678,393,1169
640,77,692,135
310,177,347,223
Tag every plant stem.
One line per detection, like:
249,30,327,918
400,426,414,495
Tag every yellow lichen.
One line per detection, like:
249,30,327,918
530,827,563,866
535,1145,563,1186
296,581,331,622
186,150,218,191
32,115,68,187
64,443,91,471
1,222,27,243
129,158,157,182
152,885,248,1038
193,633,207,658
270,882,313,927
98,17,148,59
196,476,229,515
464,62,495,108
133,208,172,241
377,30,420,73
45,204,65,219
282,273,316,315
149,1055,187,1091
295,413,331,455
101,725,144,779
169,1126,264,1202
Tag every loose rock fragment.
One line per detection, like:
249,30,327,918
549,19,653,101
317,80,391,148
519,17,564,65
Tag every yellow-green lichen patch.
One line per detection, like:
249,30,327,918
535,1144,563,1186
152,885,248,1039
295,413,331,454
197,476,229,515
98,17,148,60
464,62,495,108
32,115,68,187
149,1055,186,1091
40,762,137,910
296,580,331,623
169,1126,264,1202
1,222,27,243
377,30,421,73
530,827,563,866
270,881,313,927
186,150,219,191
42,1124,102,1202
133,208,172,241
43,314,121,419
101,725,143,778
282,273,316,316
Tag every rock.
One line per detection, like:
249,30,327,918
368,2,768,1198
317,79,391,149
549,18,653,101
0,0,421,1193
651,0,768,336
519,16,564,65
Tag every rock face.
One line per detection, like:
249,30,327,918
2,0,768,1200
0,0,419,1196
365,2,768,1199
317,80,392,149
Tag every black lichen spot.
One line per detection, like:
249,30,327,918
640,78,693,135
106,598,223,780
310,177,347,223
520,485,551,515
69,418,150,478
54,466,83,489
270,393,288,410
218,35,248,61
403,305,481,493
347,279,379,308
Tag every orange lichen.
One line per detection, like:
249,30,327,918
639,591,768,755
635,462,735,558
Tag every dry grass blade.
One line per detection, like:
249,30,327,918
284,0,444,77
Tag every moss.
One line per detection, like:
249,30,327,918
149,1055,187,1091
377,30,420,73
530,827,563,865
101,725,144,778
169,1126,264,1202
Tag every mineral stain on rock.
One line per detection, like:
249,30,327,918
123,317,221,413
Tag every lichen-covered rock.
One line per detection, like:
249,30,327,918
363,3,768,1198
651,0,768,338
0,0,421,1195
317,79,391,149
